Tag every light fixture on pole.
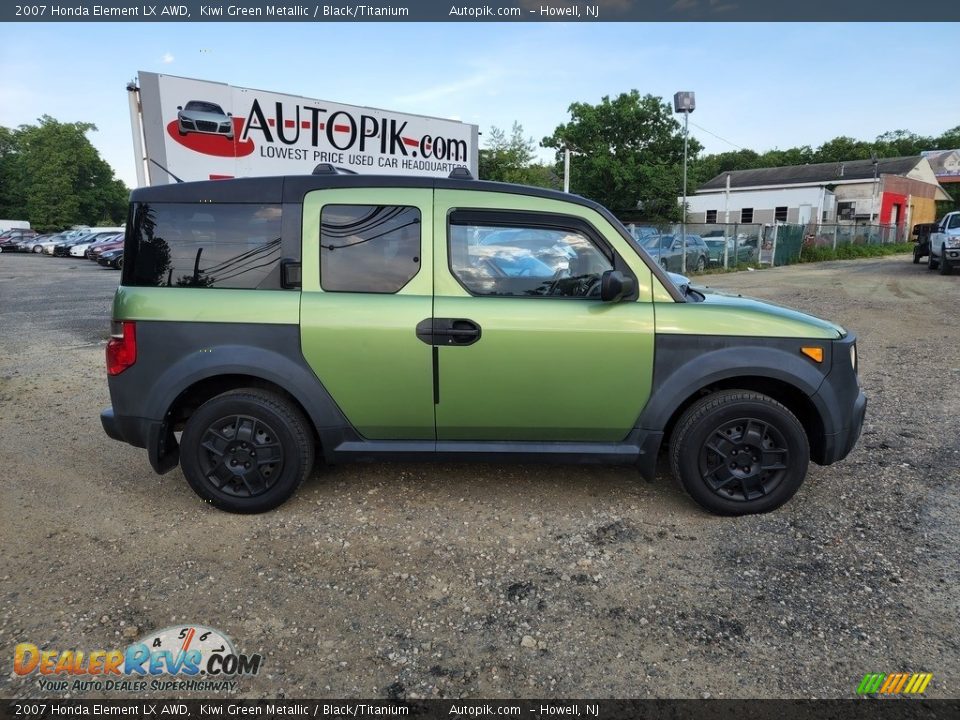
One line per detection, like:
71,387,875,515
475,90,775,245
673,91,695,273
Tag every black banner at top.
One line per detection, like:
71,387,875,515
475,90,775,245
2,0,959,22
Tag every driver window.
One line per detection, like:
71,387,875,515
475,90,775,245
449,221,613,298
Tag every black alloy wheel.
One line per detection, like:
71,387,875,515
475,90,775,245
671,390,809,515
180,390,314,513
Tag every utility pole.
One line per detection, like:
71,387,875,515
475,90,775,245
674,91,695,273
562,143,583,194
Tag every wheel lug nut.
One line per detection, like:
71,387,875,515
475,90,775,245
244,462,250,468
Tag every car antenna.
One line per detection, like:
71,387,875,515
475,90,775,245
148,158,184,184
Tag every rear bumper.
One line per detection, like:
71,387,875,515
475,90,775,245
101,407,179,474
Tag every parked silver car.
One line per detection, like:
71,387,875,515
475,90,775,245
642,234,709,273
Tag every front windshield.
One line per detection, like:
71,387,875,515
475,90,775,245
185,101,224,114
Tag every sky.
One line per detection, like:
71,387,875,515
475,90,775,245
2,22,957,188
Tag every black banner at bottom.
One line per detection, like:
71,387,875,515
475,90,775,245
3,700,960,720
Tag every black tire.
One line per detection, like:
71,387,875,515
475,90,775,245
670,390,810,516
939,246,951,275
695,256,706,272
913,247,921,264
929,249,939,271
32,245,42,253
180,389,315,513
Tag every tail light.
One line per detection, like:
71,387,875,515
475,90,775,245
106,321,136,376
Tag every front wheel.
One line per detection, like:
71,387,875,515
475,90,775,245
670,390,810,515
929,249,940,270
180,389,315,513
939,246,952,275
694,256,706,272
913,247,921,264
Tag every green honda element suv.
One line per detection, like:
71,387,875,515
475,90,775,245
101,168,866,515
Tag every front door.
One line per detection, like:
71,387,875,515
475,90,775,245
431,190,655,443
299,188,435,440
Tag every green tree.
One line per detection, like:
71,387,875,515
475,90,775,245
934,125,960,149
543,90,702,219
479,122,558,189
873,130,931,157
6,116,128,231
0,126,21,219
811,136,875,163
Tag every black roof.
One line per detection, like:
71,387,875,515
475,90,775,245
698,156,923,191
129,174,603,211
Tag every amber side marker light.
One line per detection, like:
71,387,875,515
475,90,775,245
801,346,824,363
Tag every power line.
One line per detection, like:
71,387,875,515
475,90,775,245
689,121,744,150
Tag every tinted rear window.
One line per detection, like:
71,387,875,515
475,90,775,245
125,202,282,289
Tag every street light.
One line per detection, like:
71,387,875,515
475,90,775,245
673,91,695,273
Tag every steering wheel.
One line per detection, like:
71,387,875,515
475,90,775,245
584,276,602,298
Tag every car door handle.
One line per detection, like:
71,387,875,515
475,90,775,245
415,318,482,346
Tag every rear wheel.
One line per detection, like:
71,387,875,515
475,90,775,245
913,246,921,264
670,390,810,515
180,389,315,513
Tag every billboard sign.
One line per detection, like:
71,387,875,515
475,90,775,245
922,149,960,181
135,72,479,185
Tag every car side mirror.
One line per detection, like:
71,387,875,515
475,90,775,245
177,106,183,111
600,270,635,303
227,112,233,117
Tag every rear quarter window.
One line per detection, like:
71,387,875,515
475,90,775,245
124,202,283,289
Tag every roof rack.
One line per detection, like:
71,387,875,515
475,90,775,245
312,164,358,176
448,167,473,180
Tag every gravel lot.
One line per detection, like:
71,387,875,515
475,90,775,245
1,253,957,700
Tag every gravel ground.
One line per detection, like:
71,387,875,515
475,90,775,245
0,253,957,700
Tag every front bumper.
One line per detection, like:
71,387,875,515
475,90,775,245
821,390,866,465
810,334,867,465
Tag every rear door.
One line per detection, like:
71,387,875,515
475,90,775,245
431,189,656,442
299,188,435,440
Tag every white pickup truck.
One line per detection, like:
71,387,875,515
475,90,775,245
929,211,960,275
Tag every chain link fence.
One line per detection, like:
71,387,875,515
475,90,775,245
620,220,908,273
